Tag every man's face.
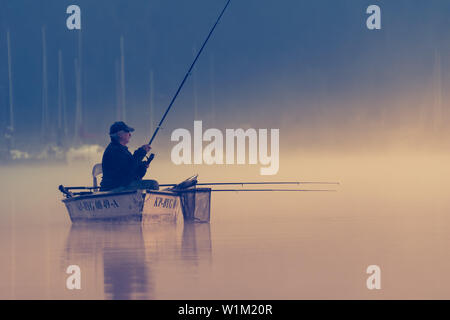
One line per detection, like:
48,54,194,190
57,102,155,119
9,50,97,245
118,130,131,145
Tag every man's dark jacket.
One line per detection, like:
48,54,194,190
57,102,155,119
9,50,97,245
100,141,147,191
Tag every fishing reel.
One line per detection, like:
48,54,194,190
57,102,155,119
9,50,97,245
144,153,155,166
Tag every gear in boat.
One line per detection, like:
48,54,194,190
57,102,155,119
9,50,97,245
58,164,338,224
59,172,211,223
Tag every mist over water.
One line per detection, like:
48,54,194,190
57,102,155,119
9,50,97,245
0,149,449,299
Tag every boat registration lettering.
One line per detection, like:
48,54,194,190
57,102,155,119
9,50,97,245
154,196,177,209
76,199,119,211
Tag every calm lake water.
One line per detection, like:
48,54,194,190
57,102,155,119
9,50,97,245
0,152,449,299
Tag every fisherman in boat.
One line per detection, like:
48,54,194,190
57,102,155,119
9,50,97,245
100,121,159,191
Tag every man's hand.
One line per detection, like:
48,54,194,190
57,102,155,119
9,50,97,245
141,144,151,153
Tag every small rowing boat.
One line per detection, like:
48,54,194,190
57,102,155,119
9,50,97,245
59,174,211,223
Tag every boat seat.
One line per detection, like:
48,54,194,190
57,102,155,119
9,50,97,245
92,163,103,188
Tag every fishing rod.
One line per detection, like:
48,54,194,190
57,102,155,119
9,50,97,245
145,0,232,165
202,189,336,192
199,181,339,186
62,181,340,190
159,181,340,187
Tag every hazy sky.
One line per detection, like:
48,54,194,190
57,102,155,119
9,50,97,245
1,0,449,148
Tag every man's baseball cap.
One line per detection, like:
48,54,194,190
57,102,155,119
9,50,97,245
109,121,135,135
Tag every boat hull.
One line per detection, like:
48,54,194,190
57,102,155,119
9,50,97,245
62,190,182,223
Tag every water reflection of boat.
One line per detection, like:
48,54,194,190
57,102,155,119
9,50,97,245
63,222,212,299
181,223,212,265
64,223,154,299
